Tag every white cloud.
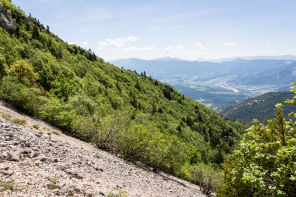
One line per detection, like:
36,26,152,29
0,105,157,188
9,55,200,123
222,42,237,46
194,42,206,50
82,41,88,46
127,36,138,42
67,41,77,45
123,46,156,52
106,38,127,48
165,45,184,52
99,36,138,49
175,45,184,50
165,46,173,52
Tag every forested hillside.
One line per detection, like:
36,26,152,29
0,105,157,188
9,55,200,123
0,0,247,193
221,91,296,122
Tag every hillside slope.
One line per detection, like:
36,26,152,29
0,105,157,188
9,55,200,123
220,91,296,122
0,0,247,189
0,102,205,196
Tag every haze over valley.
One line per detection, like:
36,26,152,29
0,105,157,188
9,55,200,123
111,57,296,111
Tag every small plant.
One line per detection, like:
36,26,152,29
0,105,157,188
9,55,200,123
107,190,127,197
52,130,61,135
1,113,11,120
0,179,14,191
47,132,52,136
32,124,40,130
12,118,27,126
188,163,222,195
48,178,57,184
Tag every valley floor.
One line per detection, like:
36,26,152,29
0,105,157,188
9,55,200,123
0,102,205,197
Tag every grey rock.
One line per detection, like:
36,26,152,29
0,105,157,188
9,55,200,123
16,146,31,155
7,151,21,161
58,180,66,187
46,184,61,190
0,164,9,171
35,155,47,162
30,151,39,158
38,171,55,179
8,141,20,146
55,162,69,171
35,133,42,138
0,170,14,176
85,189,94,197
73,172,84,179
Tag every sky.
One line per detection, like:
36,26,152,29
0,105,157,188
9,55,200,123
12,0,296,61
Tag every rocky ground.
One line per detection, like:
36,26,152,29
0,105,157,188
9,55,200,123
0,102,205,197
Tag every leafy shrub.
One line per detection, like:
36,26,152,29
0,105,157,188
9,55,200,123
68,94,95,116
73,112,130,149
32,124,40,129
116,124,151,161
219,83,296,197
50,74,77,102
0,56,7,79
41,98,77,131
188,163,222,195
0,76,48,117
9,60,39,86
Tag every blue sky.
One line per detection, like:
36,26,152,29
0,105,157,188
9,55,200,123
12,0,296,61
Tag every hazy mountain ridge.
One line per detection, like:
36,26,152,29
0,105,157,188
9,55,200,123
111,58,296,111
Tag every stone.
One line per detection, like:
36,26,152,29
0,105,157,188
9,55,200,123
0,163,9,170
73,172,84,179
8,141,20,146
55,162,69,171
0,170,14,176
35,155,47,162
7,151,20,161
46,184,61,190
30,151,39,158
58,180,66,187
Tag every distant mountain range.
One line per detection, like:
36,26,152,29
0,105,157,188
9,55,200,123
220,91,296,122
196,55,296,62
110,57,296,111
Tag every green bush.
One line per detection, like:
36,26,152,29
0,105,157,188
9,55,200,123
116,124,151,161
188,163,222,195
32,124,40,129
73,112,130,149
41,98,77,131
219,83,296,197
0,76,49,117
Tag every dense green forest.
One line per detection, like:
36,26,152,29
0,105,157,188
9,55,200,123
221,91,296,122
0,1,248,192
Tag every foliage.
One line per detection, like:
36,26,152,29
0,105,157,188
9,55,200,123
219,83,296,197
9,60,38,86
0,179,14,191
0,0,248,192
32,124,40,129
0,56,7,78
188,163,223,195
12,118,27,126
50,74,77,102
